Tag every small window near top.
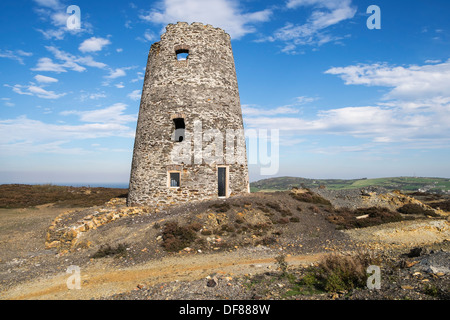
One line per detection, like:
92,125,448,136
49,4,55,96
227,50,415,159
173,118,185,142
176,49,189,61
169,172,180,187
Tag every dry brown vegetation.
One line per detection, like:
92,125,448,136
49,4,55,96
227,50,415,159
289,188,332,206
0,184,128,208
326,207,404,230
156,193,313,254
428,200,450,212
397,203,439,217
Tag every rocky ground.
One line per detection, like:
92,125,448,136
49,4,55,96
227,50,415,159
0,186,448,300
105,242,450,300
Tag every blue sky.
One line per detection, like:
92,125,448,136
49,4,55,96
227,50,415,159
0,0,449,185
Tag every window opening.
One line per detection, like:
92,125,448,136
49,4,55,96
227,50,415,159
176,49,189,61
173,118,185,142
169,172,180,187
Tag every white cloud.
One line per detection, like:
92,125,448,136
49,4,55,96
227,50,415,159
32,57,67,73
286,0,356,27
1,98,15,107
80,92,107,101
140,0,272,39
33,0,93,40
32,46,107,73
242,105,300,116
261,0,356,53
325,59,450,100
34,74,58,83
0,115,135,156
6,83,66,99
0,49,33,65
105,68,127,79
75,56,107,69
33,0,61,9
137,30,156,43
127,89,141,101
4,84,32,96
61,103,137,124
36,28,66,40
244,102,450,145
45,46,86,72
50,11,70,26
115,82,125,89
79,37,111,53
244,58,450,150
28,85,66,99
0,140,87,156
242,96,318,117
16,50,33,57
295,96,319,104
131,71,145,83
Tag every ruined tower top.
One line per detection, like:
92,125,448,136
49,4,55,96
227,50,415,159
144,21,240,107
127,22,249,207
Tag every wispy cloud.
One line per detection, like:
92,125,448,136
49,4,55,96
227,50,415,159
136,30,156,43
33,0,92,40
244,102,450,146
131,71,145,83
5,84,66,99
295,96,319,104
1,98,15,107
105,68,127,79
244,58,450,150
242,105,300,116
260,0,356,53
79,91,107,101
140,0,272,39
0,115,135,155
32,46,107,73
0,49,33,65
325,59,450,100
0,101,137,155
33,0,61,9
34,74,58,83
60,103,137,124
127,89,141,101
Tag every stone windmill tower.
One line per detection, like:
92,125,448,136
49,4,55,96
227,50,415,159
127,22,249,207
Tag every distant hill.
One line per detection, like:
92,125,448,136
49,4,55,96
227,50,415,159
250,176,450,194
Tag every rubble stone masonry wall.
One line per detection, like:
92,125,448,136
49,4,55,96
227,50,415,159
127,22,249,207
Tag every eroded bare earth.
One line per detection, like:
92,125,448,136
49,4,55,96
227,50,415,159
0,187,448,300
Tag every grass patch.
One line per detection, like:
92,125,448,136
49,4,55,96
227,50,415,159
423,283,439,297
301,254,375,293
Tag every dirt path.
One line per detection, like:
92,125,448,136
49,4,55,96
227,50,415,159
1,250,325,300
